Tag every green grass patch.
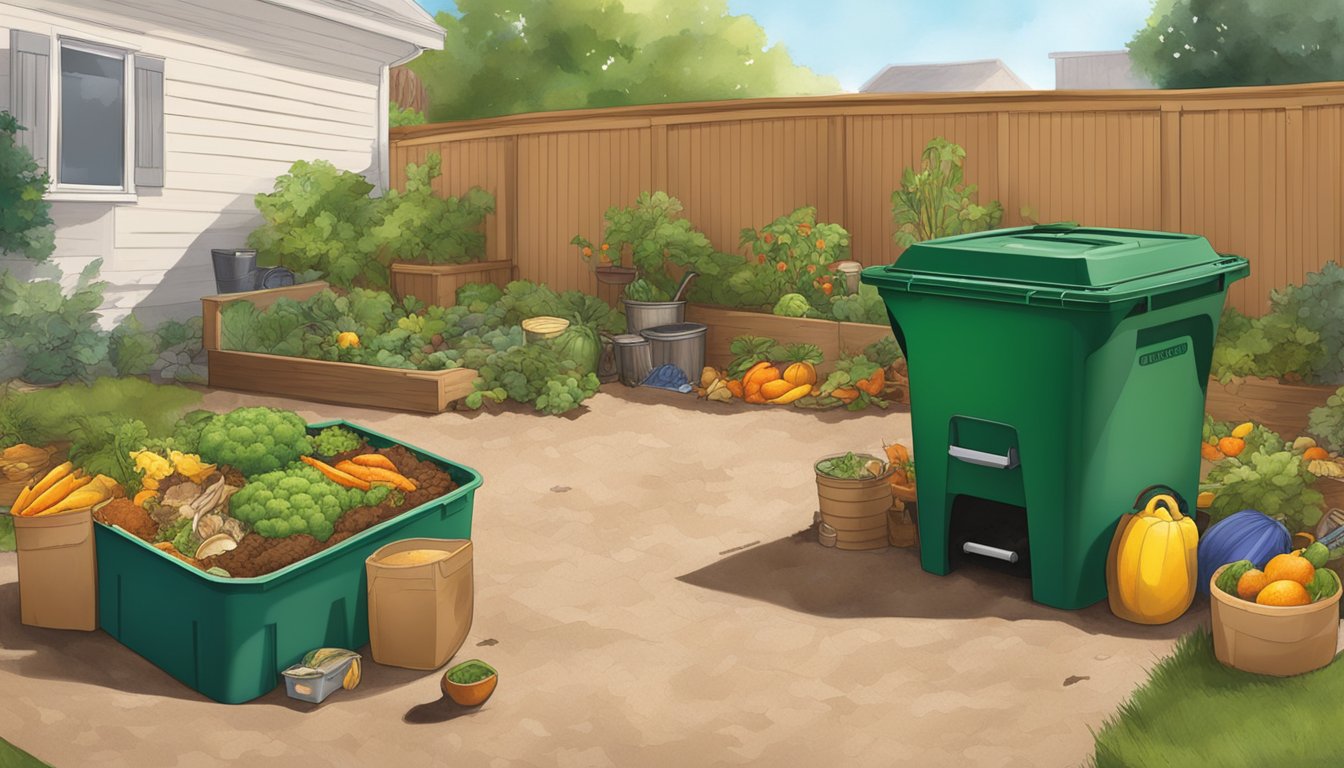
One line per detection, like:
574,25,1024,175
0,378,201,450
1090,626,1342,767
0,737,50,768
0,514,13,553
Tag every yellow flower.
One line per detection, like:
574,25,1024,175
169,450,217,484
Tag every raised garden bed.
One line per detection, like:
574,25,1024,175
202,282,479,414
1204,376,1337,444
686,304,893,375
390,260,514,308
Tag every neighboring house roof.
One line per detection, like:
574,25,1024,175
261,0,445,51
1049,51,1154,89
860,59,1031,93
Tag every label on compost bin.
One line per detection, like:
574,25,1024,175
1138,342,1188,367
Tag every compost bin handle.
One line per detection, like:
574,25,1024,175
948,445,1020,470
1132,484,1189,516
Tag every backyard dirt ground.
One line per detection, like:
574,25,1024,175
0,385,1203,768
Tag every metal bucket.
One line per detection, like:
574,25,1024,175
611,334,653,387
639,322,706,384
211,249,258,294
622,299,685,335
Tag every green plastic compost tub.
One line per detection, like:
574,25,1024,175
94,421,481,704
862,224,1248,610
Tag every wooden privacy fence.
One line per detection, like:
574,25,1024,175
389,83,1344,315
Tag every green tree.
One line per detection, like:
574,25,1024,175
409,0,839,122
1129,0,1344,88
0,112,54,261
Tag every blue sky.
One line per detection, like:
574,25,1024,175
413,0,1157,90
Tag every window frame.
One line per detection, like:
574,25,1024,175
46,32,139,202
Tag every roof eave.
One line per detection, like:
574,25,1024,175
260,0,445,51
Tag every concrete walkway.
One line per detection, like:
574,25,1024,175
0,386,1201,767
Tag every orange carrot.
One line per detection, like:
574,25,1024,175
335,461,417,493
350,454,398,472
832,387,860,403
300,455,371,491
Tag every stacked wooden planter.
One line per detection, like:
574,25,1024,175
202,282,479,414
389,260,514,308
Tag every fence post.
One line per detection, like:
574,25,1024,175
1159,103,1182,235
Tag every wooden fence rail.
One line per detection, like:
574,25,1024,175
390,83,1344,315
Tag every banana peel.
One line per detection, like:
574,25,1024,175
705,378,733,402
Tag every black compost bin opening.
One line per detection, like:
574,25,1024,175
948,495,1032,579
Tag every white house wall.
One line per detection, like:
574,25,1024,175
0,0,415,325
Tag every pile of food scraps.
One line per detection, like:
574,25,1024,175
92,407,457,578
694,336,909,411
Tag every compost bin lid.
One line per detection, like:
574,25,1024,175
640,322,707,340
861,223,1248,307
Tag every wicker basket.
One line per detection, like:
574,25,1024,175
0,444,62,508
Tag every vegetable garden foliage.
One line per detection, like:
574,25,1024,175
0,378,205,490
890,138,1003,248
1202,418,1324,535
1309,388,1344,453
248,155,495,291
573,194,887,324
220,281,622,414
1211,262,1344,385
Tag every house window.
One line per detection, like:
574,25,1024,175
8,30,165,199
58,42,126,188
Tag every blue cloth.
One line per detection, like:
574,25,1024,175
641,363,693,393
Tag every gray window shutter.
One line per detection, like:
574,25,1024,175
8,30,50,171
133,55,164,187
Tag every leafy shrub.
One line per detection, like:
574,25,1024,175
864,336,904,367
1205,450,1324,535
827,284,889,325
1308,387,1344,453
466,343,600,414
0,260,110,384
196,407,313,476
388,105,427,127
739,207,851,311
0,111,54,261
368,154,494,266
109,314,206,383
1210,305,1324,383
248,159,381,290
891,137,1003,248
1267,261,1344,384
249,155,498,290
572,191,716,301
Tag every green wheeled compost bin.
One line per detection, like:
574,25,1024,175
862,224,1248,610
95,421,482,704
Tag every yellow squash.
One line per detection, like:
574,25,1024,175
1106,493,1198,624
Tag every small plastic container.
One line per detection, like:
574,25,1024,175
366,538,474,670
283,652,359,705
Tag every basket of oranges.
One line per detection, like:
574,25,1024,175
1209,543,1342,677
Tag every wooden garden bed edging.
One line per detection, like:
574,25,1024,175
1204,376,1337,443
202,282,479,414
390,260,514,308
685,304,893,374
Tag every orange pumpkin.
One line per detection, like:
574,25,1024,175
1303,446,1330,461
1217,436,1246,458
1199,441,1224,461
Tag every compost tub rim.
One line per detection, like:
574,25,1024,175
93,419,482,590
